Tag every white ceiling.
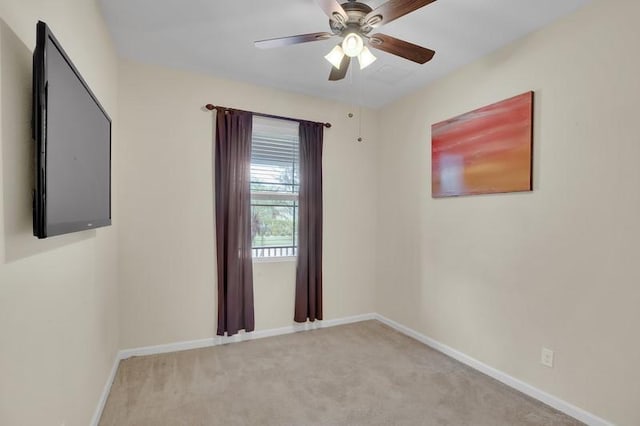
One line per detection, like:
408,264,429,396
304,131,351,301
99,0,591,108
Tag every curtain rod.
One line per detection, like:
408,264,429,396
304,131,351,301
204,104,331,128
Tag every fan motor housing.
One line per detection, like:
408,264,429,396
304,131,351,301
330,1,375,34
342,1,373,14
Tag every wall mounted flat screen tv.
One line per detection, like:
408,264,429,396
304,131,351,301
32,21,111,239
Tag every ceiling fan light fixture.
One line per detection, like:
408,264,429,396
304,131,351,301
342,32,364,57
325,45,345,69
358,46,377,70
253,0,439,82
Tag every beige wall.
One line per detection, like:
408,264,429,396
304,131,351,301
0,1,119,425
3,0,638,424
375,0,640,424
117,60,378,349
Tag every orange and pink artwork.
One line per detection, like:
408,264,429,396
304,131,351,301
431,92,533,198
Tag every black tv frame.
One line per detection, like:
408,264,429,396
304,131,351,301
32,21,112,239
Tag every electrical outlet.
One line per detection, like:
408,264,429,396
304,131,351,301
541,347,554,368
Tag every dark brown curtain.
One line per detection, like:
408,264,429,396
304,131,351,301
215,109,255,336
294,122,324,322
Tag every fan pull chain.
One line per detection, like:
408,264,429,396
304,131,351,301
346,64,364,143
358,104,363,142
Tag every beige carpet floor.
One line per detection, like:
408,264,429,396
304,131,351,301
99,320,582,426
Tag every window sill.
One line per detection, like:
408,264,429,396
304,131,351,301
253,256,297,264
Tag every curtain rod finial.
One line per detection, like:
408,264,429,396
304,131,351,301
324,123,332,128
205,104,215,111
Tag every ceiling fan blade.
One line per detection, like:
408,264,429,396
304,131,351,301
369,33,435,64
255,32,334,49
315,0,348,23
364,0,437,28
329,55,351,81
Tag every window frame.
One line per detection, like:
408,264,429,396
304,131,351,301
249,118,300,260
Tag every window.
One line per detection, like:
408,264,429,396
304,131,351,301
250,116,299,258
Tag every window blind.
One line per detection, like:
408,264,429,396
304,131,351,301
251,116,299,191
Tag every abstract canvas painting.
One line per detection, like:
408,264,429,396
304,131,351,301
431,92,533,198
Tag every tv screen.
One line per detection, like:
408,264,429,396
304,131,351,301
32,21,111,239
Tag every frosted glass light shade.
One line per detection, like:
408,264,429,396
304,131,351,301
358,46,377,69
325,45,345,69
342,33,364,57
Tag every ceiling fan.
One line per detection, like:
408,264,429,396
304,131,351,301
254,0,437,81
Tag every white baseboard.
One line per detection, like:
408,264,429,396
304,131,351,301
118,313,376,360
373,314,612,426
90,352,121,426
92,312,611,426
